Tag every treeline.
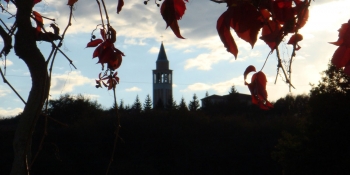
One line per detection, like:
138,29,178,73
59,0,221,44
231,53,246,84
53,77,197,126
0,93,295,175
1,64,349,175
113,87,309,117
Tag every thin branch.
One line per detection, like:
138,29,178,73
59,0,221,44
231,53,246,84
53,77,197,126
0,67,26,104
0,24,13,56
29,15,76,70
274,67,280,84
0,3,15,16
96,0,105,29
106,75,121,175
47,5,75,87
210,0,226,4
287,0,312,92
260,51,272,71
0,18,11,31
276,47,295,89
100,0,110,26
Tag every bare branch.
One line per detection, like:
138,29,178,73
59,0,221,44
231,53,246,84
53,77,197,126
0,25,12,56
0,67,26,104
210,0,226,4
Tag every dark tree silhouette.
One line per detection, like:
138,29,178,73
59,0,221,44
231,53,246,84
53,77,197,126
118,99,125,113
143,94,153,113
48,94,103,125
165,96,177,111
188,93,200,112
178,97,189,112
273,63,350,175
228,84,238,95
131,95,142,113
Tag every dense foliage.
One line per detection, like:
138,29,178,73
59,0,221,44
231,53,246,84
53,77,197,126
273,64,350,175
1,93,301,175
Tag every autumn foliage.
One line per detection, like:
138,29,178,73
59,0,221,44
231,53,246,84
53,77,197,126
244,65,273,110
149,0,310,109
86,27,124,71
216,0,309,58
160,0,188,39
330,20,350,76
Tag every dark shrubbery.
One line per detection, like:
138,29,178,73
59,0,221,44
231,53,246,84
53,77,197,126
0,94,300,175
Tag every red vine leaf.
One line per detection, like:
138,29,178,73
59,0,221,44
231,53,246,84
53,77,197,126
217,10,238,58
108,48,124,70
332,46,350,69
216,2,263,58
67,0,78,6
260,20,283,51
330,23,349,46
86,39,103,47
330,20,350,75
87,27,124,71
243,65,256,80
96,72,120,90
229,3,263,48
32,11,43,33
34,0,42,5
244,66,273,110
287,33,303,50
160,0,188,39
272,0,294,25
295,0,309,29
117,0,124,14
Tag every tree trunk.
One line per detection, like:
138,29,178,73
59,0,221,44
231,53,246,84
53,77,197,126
11,0,50,174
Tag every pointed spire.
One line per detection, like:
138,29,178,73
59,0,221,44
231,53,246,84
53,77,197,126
157,42,168,62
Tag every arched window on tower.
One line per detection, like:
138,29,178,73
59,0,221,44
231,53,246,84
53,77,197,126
169,74,172,83
157,73,161,83
164,73,168,83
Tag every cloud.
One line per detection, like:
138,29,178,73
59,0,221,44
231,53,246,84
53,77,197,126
125,86,141,92
1,59,13,66
184,44,232,70
148,47,159,54
124,38,146,45
187,83,211,91
0,107,23,118
0,87,11,97
50,71,94,95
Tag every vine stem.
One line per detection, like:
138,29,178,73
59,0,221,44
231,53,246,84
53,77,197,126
47,5,74,65
276,47,295,89
260,51,272,72
106,79,121,175
100,0,110,26
30,5,75,170
287,0,312,92
260,3,295,91
96,0,105,30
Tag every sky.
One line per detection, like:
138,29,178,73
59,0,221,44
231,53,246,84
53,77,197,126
0,0,349,117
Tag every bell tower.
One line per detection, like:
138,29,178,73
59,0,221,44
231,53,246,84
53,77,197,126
153,42,173,108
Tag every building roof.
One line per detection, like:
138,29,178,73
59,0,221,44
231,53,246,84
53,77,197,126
157,42,168,62
201,93,251,101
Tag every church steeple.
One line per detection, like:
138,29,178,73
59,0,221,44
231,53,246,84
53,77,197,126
156,42,169,70
157,42,168,61
152,42,173,108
